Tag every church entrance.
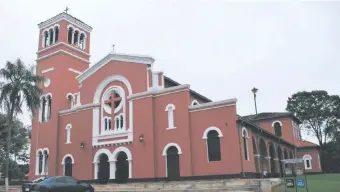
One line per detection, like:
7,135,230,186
98,154,110,184
64,157,73,177
115,152,129,183
166,146,180,180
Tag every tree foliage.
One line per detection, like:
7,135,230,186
286,90,340,147
0,59,44,183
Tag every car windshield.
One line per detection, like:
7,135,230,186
32,177,49,183
38,177,55,184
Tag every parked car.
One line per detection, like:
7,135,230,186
21,176,94,192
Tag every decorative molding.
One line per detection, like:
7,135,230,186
36,50,90,64
59,103,100,116
162,143,183,156
77,52,155,83
38,12,92,32
241,127,249,138
61,154,75,164
68,68,82,75
44,78,51,87
165,103,175,111
42,67,54,74
37,42,90,57
128,84,190,101
191,100,199,106
202,126,223,139
112,146,132,161
272,120,283,128
189,98,237,112
93,148,112,163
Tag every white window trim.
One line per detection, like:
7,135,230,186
165,104,176,129
61,154,75,176
162,143,182,177
65,124,72,144
191,100,199,106
202,127,223,162
242,127,250,161
303,154,313,170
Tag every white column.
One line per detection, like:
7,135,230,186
47,31,51,46
77,33,81,46
41,34,45,48
94,162,98,179
109,160,116,179
71,31,75,44
39,100,43,122
128,159,132,178
35,154,39,175
41,154,46,175
44,100,49,121
53,28,56,43
83,37,87,50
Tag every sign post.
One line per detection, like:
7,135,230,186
282,158,309,192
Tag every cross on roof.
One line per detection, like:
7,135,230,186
64,7,69,14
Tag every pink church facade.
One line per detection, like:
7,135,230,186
29,12,321,183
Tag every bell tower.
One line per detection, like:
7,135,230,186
29,11,92,179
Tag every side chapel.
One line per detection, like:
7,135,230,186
29,12,322,182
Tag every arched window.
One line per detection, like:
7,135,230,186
79,33,85,49
44,31,49,47
68,27,73,44
207,130,221,161
54,26,59,42
49,29,54,45
165,104,175,129
120,115,124,129
66,124,72,144
63,156,74,177
41,96,46,122
115,117,120,130
104,117,108,131
38,151,43,174
74,31,79,46
46,95,52,120
242,128,249,161
272,121,282,137
43,150,49,174
303,154,312,170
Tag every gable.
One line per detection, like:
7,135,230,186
77,51,155,83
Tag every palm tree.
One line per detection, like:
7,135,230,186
0,59,44,191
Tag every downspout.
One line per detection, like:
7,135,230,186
188,107,194,176
55,108,60,176
237,120,245,178
151,96,157,180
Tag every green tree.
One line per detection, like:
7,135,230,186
0,59,44,190
286,90,340,148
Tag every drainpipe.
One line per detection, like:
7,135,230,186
237,120,245,178
152,96,157,180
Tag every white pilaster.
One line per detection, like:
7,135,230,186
109,160,116,179
53,28,56,43
71,31,75,44
94,162,98,179
77,33,81,46
128,159,132,178
39,99,43,122
41,34,45,48
44,100,49,121
41,154,46,175
47,31,51,46
83,37,87,50
35,154,39,175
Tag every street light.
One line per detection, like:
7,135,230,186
251,87,258,115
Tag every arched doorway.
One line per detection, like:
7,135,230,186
259,139,268,175
277,146,283,176
166,146,180,180
252,137,260,173
269,143,277,177
115,152,129,183
283,148,289,168
64,157,73,176
98,154,110,184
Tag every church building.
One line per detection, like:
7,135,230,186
29,12,322,183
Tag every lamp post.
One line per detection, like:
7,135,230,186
251,87,258,115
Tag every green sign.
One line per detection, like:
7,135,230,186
286,179,295,188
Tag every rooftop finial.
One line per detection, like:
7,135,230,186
64,6,69,14
112,44,115,51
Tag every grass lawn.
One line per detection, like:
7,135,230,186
272,174,340,192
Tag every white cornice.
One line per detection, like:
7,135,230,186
59,103,100,115
128,84,190,101
38,13,92,32
37,42,90,57
77,51,155,83
68,68,82,75
42,67,54,74
189,98,237,112
36,50,90,64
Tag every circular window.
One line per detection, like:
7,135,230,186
102,88,124,114
44,78,51,87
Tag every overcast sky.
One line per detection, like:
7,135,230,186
1,1,339,142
